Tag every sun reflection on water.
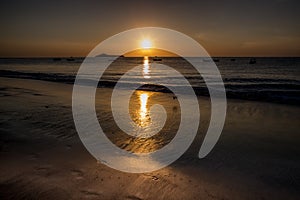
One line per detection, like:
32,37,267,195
143,56,151,79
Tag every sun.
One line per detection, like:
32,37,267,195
141,39,152,49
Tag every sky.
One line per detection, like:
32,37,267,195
0,0,299,57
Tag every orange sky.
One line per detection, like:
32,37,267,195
0,0,299,57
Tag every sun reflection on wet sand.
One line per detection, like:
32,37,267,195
143,56,151,79
139,93,148,123
107,89,181,154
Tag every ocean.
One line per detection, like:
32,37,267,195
0,57,299,105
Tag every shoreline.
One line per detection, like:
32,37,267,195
1,70,299,106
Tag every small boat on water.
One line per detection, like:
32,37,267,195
249,58,256,64
153,56,162,61
66,57,75,61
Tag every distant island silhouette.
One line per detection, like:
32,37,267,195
96,53,120,57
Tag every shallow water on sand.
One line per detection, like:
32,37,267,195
0,77,299,199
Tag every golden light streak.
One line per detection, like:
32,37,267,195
143,56,151,79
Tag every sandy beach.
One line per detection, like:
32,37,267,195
0,77,299,199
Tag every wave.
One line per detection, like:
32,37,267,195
0,69,299,105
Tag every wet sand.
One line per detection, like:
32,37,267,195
0,77,299,199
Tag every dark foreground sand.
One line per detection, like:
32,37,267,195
0,77,299,200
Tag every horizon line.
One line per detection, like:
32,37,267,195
1,56,300,59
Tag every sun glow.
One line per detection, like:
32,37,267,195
141,39,152,49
